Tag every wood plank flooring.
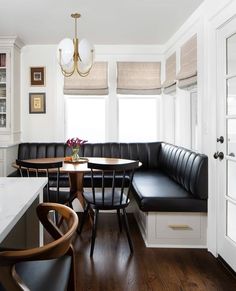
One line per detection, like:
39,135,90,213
72,213,236,291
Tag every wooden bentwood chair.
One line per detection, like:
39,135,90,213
0,203,78,291
78,160,140,256
16,159,76,208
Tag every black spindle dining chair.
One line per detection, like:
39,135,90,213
15,159,77,212
78,159,139,256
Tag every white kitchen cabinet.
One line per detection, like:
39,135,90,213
0,37,23,145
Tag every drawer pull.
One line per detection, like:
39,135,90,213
168,224,192,230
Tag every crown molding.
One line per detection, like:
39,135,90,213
0,36,24,49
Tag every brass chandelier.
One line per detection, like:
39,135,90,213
57,13,94,77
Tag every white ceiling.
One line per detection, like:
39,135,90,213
0,0,203,45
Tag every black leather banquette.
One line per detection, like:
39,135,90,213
9,142,208,213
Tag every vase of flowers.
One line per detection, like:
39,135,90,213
66,137,87,162
71,147,80,162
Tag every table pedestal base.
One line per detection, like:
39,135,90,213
69,172,85,209
69,172,94,227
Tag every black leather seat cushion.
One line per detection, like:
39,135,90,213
83,191,129,209
15,256,71,291
132,170,207,212
43,188,71,204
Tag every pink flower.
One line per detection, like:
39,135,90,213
66,137,87,148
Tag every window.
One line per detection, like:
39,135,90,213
162,94,175,144
190,90,198,150
118,96,159,142
65,96,106,142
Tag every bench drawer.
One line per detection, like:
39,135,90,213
155,213,201,239
140,211,207,247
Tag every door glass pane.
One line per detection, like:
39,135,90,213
118,98,157,142
226,33,236,75
227,119,236,156
227,160,236,200
227,77,236,115
227,201,236,243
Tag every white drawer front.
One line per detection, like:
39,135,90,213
155,213,201,239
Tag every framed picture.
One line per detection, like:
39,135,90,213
29,93,46,114
30,67,45,86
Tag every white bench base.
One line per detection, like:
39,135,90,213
134,204,207,248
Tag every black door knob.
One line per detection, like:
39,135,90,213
217,136,224,143
213,151,224,160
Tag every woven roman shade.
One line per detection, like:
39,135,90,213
162,52,176,94
117,62,161,95
64,62,108,95
177,34,197,89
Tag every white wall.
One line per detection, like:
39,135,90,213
21,45,165,142
21,45,58,141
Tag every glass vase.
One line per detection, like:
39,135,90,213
72,147,80,162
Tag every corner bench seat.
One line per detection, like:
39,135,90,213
132,170,207,212
9,141,208,248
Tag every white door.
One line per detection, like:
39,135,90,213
216,16,236,271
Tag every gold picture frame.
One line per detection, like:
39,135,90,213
29,93,46,114
30,67,45,86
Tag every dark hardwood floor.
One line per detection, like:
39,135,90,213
72,213,236,291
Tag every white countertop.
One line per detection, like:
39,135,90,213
0,177,47,243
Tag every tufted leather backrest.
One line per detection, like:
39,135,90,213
159,143,208,199
80,142,161,169
17,142,208,200
18,143,71,160
18,142,161,170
